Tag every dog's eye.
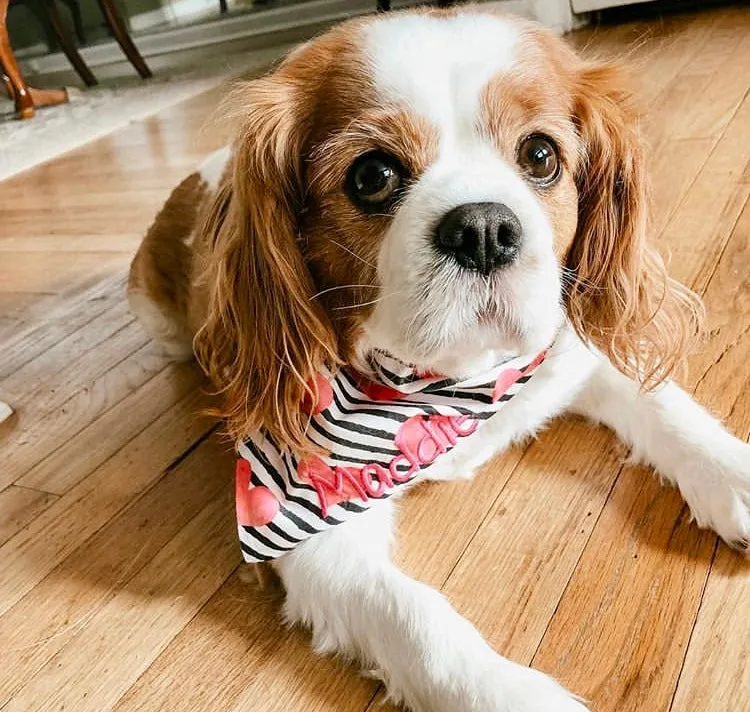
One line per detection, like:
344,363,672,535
347,151,403,211
518,135,560,185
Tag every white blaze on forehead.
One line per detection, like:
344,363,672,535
364,13,519,143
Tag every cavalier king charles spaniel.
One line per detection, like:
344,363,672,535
128,7,750,711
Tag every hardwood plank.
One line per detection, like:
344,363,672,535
113,571,377,712
2,487,237,712
0,486,58,547
669,10,750,141
668,199,750,712
532,467,715,711
441,420,622,660
658,92,750,292
0,234,142,253
1,314,147,423
391,444,528,588
0,436,230,706
593,11,750,251
16,356,200,494
1,299,134,401
647,137,715,239
0,251,130,294
636,13,750,251
0,389,214,616
670,543,750,712
0,274,126,379
643,7,750,143
3,338,171,487
689,197,750,417
0,291,53,330
0,319,155,492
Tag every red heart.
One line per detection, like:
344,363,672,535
235,459,279,526
492,368,524,402
351,372,405,401
301,374,334,415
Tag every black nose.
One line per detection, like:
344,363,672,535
434,202,522,274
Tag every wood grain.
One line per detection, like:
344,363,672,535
113,570,379,712
6,341,175,490
0,437,230,705
0,390,214,615
0,485,58,547
0,274,127,379
16,355,200,494
2,495,237,712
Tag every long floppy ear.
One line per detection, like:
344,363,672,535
194,76,339,451
565,62,703,386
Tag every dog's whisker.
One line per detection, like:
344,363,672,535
332,289,403,311
310,284,379,300
329,239,377,269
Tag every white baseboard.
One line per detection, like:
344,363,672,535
128,0,223,33
19,0,578,82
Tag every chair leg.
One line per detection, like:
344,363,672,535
26,0,61,51
96,0,152,79
219,0,228,13
28,85,69,107
2,70,15,99
43,0,97,86
58,0,86,45
0,2,35,118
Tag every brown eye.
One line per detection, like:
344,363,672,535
518,135,560,185
347,151,403,212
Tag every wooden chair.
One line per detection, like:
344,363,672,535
96,0,151,81
12,0,97,86
24,0,86,50
1,0,151,119
1,0,63,118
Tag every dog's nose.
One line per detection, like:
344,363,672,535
434,202,522,274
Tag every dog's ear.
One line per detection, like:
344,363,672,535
565,61,702,386
194,75,339,451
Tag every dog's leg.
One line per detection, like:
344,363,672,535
573,357,750,550
274,504,589,712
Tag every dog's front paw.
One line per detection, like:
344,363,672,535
680,441,750,552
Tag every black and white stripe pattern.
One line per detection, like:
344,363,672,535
237,348,546,562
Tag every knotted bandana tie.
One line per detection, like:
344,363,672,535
236,348,547,562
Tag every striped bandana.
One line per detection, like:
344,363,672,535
236,348,547,563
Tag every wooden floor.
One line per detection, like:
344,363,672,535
1,6,749,711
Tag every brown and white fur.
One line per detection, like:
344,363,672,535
129,8,750,711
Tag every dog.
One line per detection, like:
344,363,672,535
128,7,750,711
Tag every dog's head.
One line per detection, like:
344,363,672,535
195,9,702,450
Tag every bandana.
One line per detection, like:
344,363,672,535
236,348,547,563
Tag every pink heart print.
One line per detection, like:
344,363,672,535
492,368,524,402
